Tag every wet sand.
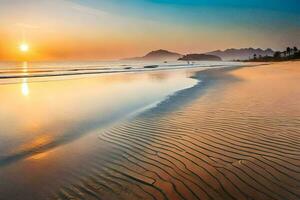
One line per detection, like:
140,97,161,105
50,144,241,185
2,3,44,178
1,62,300,199
50,61,299,200
65,62,300,200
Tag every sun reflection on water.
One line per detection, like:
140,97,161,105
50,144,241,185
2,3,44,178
21,61,29,96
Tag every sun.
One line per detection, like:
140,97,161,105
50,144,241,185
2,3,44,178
19,43,29,52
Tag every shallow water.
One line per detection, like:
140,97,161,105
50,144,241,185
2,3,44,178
0,61,208,199
0,64,200,165
0,60,243,82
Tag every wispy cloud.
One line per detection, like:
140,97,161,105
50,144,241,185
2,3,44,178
69,2,108,17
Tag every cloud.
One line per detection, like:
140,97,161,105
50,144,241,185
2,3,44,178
69,3,108,17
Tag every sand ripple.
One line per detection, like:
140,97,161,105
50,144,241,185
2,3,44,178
51,63,300,200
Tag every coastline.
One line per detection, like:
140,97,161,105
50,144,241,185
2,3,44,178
0,61,244,83
0,61,299,200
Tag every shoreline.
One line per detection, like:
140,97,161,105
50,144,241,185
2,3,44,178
140,62,268,117
0,61,299,200
0,63,239,168
0,61,245,83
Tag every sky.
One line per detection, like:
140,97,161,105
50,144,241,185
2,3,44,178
0,0,299,61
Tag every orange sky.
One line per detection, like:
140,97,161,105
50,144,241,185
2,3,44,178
0,0,299,61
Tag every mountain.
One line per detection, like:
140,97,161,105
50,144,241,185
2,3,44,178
207,48,274,61
178,54,222,61
124,49,182,61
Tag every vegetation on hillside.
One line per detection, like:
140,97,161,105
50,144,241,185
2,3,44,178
245,46,300,62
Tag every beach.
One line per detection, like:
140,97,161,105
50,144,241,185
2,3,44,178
0,61,299,200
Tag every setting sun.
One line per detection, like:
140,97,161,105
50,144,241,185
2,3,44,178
19,43,29,52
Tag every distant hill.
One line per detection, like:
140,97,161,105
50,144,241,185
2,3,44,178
179,54,222,61
245,46,300,62
124,49,182,61
207,48,274,61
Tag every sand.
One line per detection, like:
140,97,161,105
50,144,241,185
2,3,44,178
48,61,300,200
1,61,299,200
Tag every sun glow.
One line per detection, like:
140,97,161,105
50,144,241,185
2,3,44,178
19,43,29,52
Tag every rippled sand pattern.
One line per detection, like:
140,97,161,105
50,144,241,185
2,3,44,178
53,62,300,200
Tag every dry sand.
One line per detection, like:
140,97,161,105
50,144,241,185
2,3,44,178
48,62,300,199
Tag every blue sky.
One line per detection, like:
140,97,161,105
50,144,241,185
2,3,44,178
73,0,300,22
74,0,300,16
72,0,300,33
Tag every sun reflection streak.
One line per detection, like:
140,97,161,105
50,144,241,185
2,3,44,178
22,81,29,96
21,61,29,96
